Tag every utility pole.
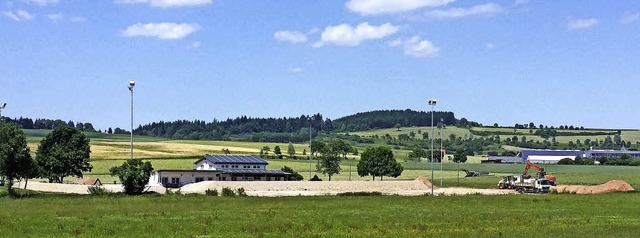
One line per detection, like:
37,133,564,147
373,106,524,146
128,81,135,160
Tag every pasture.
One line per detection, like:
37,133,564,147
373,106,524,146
0,191,638,237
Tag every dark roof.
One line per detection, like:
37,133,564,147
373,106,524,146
222,169,288,175
196,155,269,165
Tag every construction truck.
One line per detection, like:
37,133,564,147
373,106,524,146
497,161,555,193
498,175,551,193
523,161,556,186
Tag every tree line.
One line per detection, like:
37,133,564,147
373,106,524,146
3,117,98,132
133,114,332,142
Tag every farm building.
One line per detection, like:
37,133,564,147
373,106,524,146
521,149,640,164
148,155,289,188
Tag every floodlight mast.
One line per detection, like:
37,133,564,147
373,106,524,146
128,81,135,160
428,99,437,195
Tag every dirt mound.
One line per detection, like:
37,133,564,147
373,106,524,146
552,180,635,194
414,176,437,189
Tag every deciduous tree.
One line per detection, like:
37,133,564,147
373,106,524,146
36,126,92,183
0,122,35,196
110,159,153,195
357,146,403,180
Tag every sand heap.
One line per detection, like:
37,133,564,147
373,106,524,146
414,176,437,189
552,180,635,194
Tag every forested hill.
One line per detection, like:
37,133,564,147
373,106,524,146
332,109,458,132
134,114,332,142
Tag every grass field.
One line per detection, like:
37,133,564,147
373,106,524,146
0,192,638,237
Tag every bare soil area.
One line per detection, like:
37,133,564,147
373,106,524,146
16,176,516,196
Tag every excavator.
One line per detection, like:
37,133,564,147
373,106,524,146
523,161,556,186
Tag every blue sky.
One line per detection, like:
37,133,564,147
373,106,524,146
1,0,640,130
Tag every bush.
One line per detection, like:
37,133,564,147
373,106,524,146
236,187,247,196
557,158,574,165
109,159,154,195
221,187,236,197
205,188,218,196
87,186,110,196
337,192,382,196
310,175,322,181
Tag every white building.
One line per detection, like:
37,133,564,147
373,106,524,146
148,154,289,187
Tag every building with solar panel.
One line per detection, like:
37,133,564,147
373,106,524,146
148,154,290,187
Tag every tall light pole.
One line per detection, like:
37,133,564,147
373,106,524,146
128,80,135,160
0,102,6,121
439,117,443,187
308,117,312,180
428,99,437,195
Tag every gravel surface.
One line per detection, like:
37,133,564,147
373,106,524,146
16,176,517,196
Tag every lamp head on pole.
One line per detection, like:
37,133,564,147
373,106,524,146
428,99,437,106
128,80,136,91
0,102,6,109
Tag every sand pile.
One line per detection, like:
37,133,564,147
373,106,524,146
415,176,437,189
552,180,635,194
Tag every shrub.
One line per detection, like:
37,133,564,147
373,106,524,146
221,187,236,197
557,158,574,165
310,175,322,181
236,187,247,196
87,186,110,196
205,188,219,196
337,192,382,196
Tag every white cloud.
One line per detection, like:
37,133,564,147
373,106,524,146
23,0,59,6
47,13,63,21
47,13,86,23
346,0,455,15
188,41,201,49
567,18,598,30
273,31,308,44
3,10,34,21
486,43,495,50
391,36,440,58
514,0,529,6
115,0,213,8
122,22,200,40
289,67,303,73
313,22,399,47
621,12,640,25
69,16,86,23
426,3,503,20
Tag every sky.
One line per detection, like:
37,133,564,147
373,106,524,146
1,0,640,131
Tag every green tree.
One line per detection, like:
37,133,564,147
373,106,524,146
261,146,270,155
36,126,92,183
0,122,35,196
357,146,403,180
273,145,282,155
395,123,401,131
310,140,325,156
316,154,340,181
281,166,303,181
453,148,467,163
287,143,296,156
324,139,352,159
109,159,153,195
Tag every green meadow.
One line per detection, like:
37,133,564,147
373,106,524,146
0,191,638,237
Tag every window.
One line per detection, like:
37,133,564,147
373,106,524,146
208,177,213,181
195,177,204,183
161,177,169,184
171,177,180,184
